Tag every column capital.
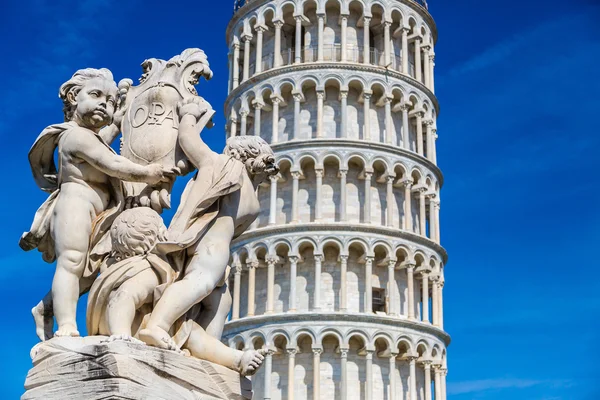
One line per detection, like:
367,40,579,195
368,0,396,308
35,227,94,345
425,118,435,126
264,348,276,356
286,348,297,356
316,90,325,100
312,347,323,356
416,265,432,276
365,255,374,265
252,99,266,110
339,90,349,100
291,170,302,180
292,90,305,102
388,259,398,269
269,174,280,184
400,262,416,271
383,20,392,28
234,263,243,275
419,359,433,368
247,259,259,269
315,168,324,178
254,23,268,33
242,33,253,42
387,175,396,185
363,16,371,26
339,346,350,357
314,254,324,263
288,255,300,264
400,178,414,188
239,109,249,117
338,254,349,263
273,19,284,29
266,255,278,265
232,42,241,50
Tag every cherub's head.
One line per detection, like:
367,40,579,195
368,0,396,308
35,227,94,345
224,136,279,184
110,207,167,261
59,68,118,131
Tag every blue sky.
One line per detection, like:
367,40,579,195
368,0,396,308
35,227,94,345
1,0,599,398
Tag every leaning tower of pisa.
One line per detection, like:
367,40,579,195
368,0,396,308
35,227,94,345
223,1,448,399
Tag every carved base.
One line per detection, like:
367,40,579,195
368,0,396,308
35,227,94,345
22,336,252,400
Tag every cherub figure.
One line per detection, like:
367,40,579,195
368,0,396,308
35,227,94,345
20,68,174,337
139,97,279,354
86,207,265,376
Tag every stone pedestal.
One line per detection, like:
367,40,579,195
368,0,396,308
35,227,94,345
22,336,252,400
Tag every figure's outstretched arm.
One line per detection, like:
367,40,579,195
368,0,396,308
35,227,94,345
177,98,218,171
99,124,120,145
65,129,170,184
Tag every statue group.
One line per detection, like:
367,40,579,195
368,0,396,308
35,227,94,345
20,48,277,383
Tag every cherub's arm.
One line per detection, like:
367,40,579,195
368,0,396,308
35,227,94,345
64,129,168,184
177,100,218,171
99,124,120,145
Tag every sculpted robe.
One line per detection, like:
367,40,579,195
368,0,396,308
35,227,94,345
19,122,124,277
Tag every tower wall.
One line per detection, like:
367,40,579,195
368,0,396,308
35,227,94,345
224,1,448,399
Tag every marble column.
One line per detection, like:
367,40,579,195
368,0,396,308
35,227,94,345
426,120,434,162
315,168,324,221
384,21,391,67
432,127,438,164
439,280,444,329
388,260,397,316
418,187,427,236
408,356,418,400
405,263,416,320
401,28,409,75
263,349,274,400
255,25,265,74
364,171,372,224
340,90,348,138
434,367,442,400
287,348,296,400
386,175,395,227
232,42,240,89
253,100,264,136
423,361,432,400
384,96,393,144
389,354,398,400
441,369,448,400
232,263,242,320
423,46,430,88
366,349,374,400
340,255,349,312
274,21,283,67
292,91,302,140
365,256,373,312
403,180,413,231
340,347,349,400
429,196,437,242
269,175,278,225
316,90,324,138
414,38,422,83
415,111,424,156
430,54,436,93
271,95,281,143
312,348,322,400
291,171,301,223
289,256,299,312
401,103,411,150
295,16,302,64
266,257,276,314
239,110,248,136
317,14,325,61
314,254,323,311
435,200,441,244
247,260,257,316
421,271,430,323
363,91,372,140
363,17,371,64
431,278,440,327
339,168,348,222
230,114,238,137
243,34,252,82
341,15,348,62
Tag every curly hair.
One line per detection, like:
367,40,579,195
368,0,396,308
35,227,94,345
224,136,279,177
110,207,167,261
58,68,115,122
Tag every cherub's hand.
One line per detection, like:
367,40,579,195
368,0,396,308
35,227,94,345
146,164,177,185
177,97,211,122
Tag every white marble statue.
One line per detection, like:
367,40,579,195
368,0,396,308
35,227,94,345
20,49,273,391
21,68,174,338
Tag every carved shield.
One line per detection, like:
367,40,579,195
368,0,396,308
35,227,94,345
119,49,213,200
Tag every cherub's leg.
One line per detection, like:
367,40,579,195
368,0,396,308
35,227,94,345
51,203,94,337
184,320,265,376
198,283,232,340
32,275,97,341
106,269,159,337
140,216,234,349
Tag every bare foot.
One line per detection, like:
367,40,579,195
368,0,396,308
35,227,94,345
54,323,80,337
237,349,266,376
31,305,53,341
102,334,145,346
139,327,181,353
